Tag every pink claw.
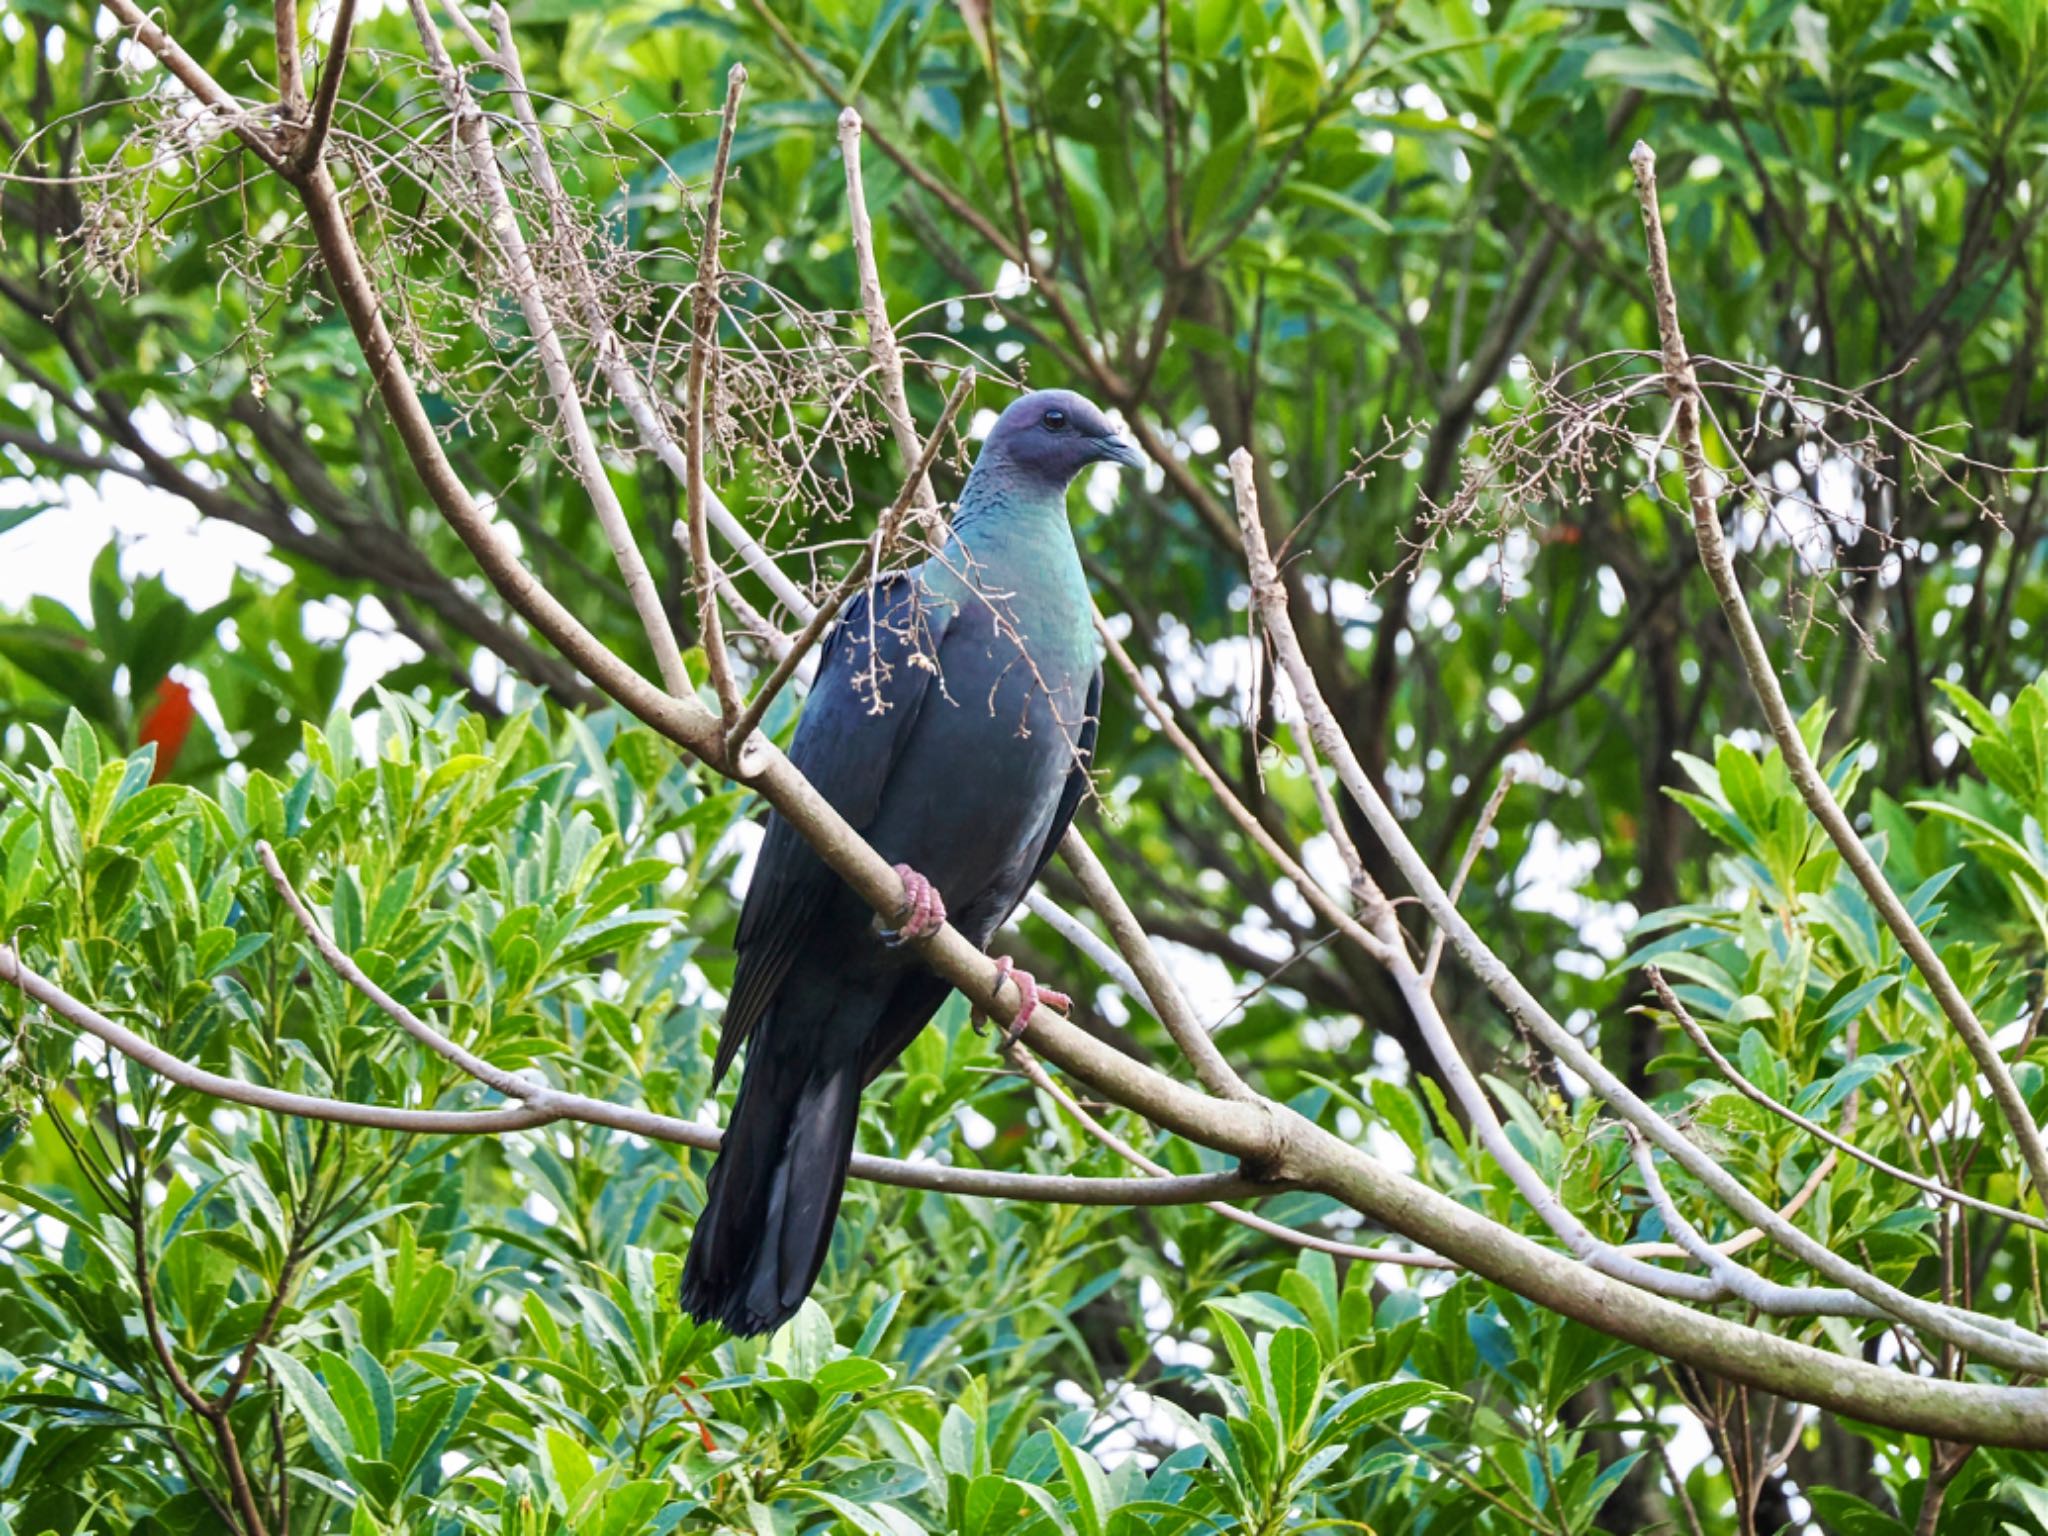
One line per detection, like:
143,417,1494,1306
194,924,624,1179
990,954,1072,1046
881,864,947,946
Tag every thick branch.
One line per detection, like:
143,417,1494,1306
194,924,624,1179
0,941,1267,1209
274,0,304,114
1007,1042,1452,1269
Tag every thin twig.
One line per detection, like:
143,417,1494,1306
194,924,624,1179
724,367,973,760
1423,766,1515,986
687,65,748,725
404,0,692,696
99,0,289,173
471,3,798,632
1648,968,2048,1235
840,108,941,525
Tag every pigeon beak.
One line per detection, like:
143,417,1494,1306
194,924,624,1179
1096,433,1144,471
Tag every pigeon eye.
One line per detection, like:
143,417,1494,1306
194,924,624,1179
1044,408,1068,430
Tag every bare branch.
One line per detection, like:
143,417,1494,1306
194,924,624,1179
686,64,748,726
1629,138,2048,1208
291,0,356,174
1230,440,2048,1374
1424,766,1515,986
1063,833,1257,1104
476,3,808,628
840,108,942,524
406,0,692,697
1015,890,1151,1008
1006,1041,1455,1270
274,0,305,115
1626,1129,1877,1319
1095,615,1395,969
0,937,1268,1210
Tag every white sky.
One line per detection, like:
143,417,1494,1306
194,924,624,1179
0,469,418,709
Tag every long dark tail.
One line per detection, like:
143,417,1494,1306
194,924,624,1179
679,1049,861,1337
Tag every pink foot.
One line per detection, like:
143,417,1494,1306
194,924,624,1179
880,864,946,947
989,954,1072,1046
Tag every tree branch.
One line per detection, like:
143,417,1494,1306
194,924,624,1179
476,2,808,628
407,0,692,698
84,4,2048,1445
1628,139,2048,1208
1230,441,2048,1375
1651,967,2048,1235
1006,1040,1453,1269
290,0,354,173
0,938,1272,1210
685,64,748,725
839,108,942,525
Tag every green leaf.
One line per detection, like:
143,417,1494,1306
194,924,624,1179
1262,1326,1322,1445
1581,45,1716,97
316,1350,382,1465
261,1346,356,1476
539,1425,596,1512
814,1356,891,1397
824,1460,928,1504
1051,1428,1112,1536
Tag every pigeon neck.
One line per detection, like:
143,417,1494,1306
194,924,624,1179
948,466,1076,560
932,463,1089,634
951,454,1070,530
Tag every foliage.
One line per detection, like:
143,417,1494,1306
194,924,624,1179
0,703,1646,1534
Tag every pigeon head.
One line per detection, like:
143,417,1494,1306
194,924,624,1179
974,389,1143,493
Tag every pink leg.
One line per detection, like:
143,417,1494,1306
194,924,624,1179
880,864,947,947
989,954,1073,1046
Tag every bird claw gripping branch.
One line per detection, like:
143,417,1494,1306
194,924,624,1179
987,954,1073,1048
879,864,947,946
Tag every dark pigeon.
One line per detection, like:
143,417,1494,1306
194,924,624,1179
679,388,1141,1337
